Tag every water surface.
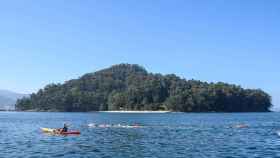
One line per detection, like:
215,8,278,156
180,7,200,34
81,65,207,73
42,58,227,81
1,112,280,158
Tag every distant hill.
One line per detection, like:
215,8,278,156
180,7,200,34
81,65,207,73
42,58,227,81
0,90,29,110
15,64,272,112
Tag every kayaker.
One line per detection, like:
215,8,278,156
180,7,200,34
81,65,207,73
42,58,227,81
62,123,68,132
55,123,68,133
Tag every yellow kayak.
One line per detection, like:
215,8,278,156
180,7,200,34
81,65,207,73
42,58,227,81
41,128,56,133
41,128,80,135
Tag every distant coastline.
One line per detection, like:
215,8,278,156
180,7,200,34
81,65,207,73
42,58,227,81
18,109,172,113
98,111,171,113
13,110,274,113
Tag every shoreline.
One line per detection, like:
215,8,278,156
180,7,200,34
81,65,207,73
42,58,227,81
97,111,172,113
11,109,273,113
13,109,173,113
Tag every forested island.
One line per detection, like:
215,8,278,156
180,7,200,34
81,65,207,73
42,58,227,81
16,64,272,112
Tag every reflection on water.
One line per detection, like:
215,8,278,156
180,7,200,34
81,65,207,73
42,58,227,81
1,112,280,157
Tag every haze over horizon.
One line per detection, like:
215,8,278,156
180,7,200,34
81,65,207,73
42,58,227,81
0,1,279,108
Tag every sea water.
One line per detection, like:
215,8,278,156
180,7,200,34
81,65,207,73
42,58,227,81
1,112,280,158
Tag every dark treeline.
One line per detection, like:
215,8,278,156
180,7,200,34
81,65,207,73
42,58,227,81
16,64,272,112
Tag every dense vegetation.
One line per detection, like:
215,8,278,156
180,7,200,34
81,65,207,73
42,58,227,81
16,64,272,112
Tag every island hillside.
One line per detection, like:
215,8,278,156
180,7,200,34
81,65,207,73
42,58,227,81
16,64,272,112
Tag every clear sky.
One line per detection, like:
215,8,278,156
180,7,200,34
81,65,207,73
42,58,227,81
0,0,279,109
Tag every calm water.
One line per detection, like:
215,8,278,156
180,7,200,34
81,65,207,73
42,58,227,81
1,112,280,158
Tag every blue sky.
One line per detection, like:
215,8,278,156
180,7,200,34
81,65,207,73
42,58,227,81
0,0,279,108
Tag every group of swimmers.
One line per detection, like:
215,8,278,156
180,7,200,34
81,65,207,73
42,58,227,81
88,123,142,128
54,123,248,133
